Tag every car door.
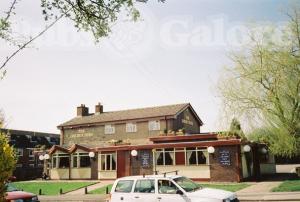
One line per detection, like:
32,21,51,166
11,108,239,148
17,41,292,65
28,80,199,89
111,180,134,202
156,179,190,202
131,179,157,202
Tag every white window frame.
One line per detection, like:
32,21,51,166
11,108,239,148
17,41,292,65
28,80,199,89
28,148,34,161
71,152,90,168
16,148,23,157
105,125,115,134
148,120,160,131
100,153,117,171
126,123,137,133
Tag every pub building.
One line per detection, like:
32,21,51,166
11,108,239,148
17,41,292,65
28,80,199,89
49,103,276,182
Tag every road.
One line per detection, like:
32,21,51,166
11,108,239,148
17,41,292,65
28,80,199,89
38,192,300,202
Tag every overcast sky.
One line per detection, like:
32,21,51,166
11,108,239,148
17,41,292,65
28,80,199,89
0,0,291,133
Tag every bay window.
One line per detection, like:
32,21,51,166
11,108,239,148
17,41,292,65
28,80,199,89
52,153,70,168
72,153,91,168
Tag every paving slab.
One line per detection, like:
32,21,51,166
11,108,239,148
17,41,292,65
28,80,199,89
237,191,300,201
237,181,282,193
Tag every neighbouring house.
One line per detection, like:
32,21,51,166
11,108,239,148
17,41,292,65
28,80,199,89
49,103,276,182
0,128,59,180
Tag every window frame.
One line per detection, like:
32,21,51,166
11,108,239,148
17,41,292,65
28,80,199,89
72,152,91,168
100,153,117,171
104,124,115,134
52,153,70,169
126,122,137,133
148,120,160,131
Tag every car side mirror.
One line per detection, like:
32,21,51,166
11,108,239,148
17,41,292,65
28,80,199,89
176,190,184,195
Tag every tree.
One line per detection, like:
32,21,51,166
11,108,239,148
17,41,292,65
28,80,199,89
0,0,163,78
0,116,16,201
217,118,247,140
218,6,300,157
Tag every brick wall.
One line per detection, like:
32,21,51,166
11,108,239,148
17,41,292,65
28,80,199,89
209,145,241,182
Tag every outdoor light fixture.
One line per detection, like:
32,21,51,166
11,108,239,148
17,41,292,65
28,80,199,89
131,150,138,157
261,147,268,154
89,151,95,158
207,146,215,154
44,154,50,160
39,154,50,161
243,145,251,153
39,155,44,161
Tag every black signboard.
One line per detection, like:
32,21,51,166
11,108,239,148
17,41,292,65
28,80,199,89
219,149,231,166
140,151,151,168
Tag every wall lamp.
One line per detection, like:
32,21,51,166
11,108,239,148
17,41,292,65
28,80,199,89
207,146,215,154
89,151,96,160
243,145,251,153
131,150,138,157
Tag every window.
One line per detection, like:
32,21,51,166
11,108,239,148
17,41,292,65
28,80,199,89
158,180,178,194
148,120,160,131
16,164,22,168
153,147,209,166
29,164,35,168
28,148,34,161
100,153,116,171
126,123,137,133
115,180,134,193
186,148,208,165
16,148,23,157
105,125,115,134
155,148,174,166
134,180,155,193
72,153,91,168
52,154,70,168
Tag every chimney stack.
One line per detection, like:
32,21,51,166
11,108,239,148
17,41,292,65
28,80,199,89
77,104,89,116
95,102,103,114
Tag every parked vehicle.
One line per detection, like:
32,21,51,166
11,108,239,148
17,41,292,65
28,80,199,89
108,174,239,202
5,183,39,202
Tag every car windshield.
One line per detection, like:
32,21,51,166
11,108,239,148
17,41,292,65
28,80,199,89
173,177,202,192
5,183,19,192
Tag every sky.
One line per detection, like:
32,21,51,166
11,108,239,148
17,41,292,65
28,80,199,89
0,0,292,134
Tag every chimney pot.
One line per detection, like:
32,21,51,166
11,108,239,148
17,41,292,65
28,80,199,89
95,103,103,114
77,104,89,116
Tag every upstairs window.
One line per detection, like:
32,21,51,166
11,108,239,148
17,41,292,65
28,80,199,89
16,148,23,157
28,148,34,161
105,125,115,134
148,120,160,131
126,123,137,133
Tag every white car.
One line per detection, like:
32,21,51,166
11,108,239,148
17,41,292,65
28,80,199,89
108,174,239,202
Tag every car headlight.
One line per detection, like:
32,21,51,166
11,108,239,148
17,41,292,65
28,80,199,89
32,196,39,201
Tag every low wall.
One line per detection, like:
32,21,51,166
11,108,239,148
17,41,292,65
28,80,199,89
71,168,91,179
155,165,210,179
50,168,69,180
98,170,117,179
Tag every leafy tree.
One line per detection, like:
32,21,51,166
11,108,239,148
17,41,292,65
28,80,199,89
218,6,300,156
0,120,16,201
217,118,247,140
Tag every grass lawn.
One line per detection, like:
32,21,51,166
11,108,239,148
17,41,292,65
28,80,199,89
200,183,250,192
88,183,249,194
13,181,96,195
272,180,300,192
89,184,112,194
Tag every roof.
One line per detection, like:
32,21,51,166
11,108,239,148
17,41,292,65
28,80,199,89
58,103,203,128
0,128,59,149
